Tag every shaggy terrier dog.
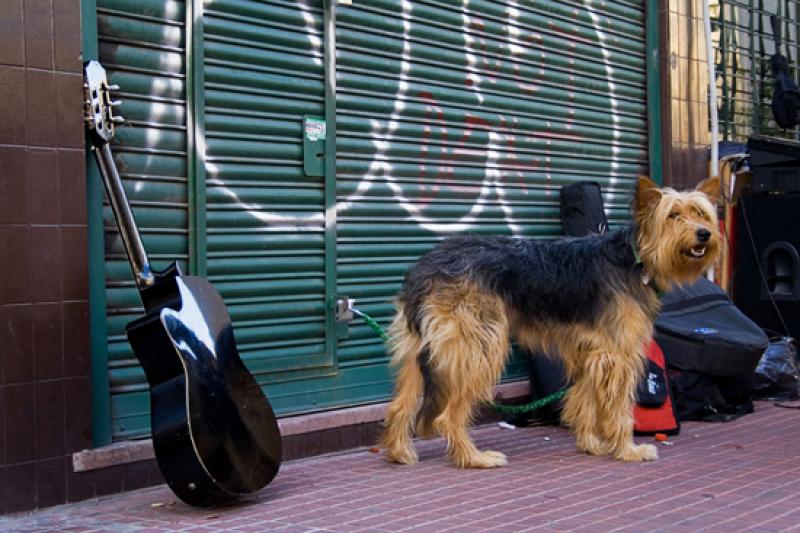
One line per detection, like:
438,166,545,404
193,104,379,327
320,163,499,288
380,176,721,468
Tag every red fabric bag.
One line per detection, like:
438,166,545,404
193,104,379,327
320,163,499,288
634,340,680,436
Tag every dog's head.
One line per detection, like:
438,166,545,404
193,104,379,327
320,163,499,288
634,175,721,288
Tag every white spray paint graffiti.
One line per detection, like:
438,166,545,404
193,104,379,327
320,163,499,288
298,0,323,67
335,0,514,235
583,0,621,207
334,0,625,235
462,0,485,105
210,1,628,235
334,0,577,236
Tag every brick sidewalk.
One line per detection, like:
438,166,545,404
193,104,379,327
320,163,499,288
2,401,799,532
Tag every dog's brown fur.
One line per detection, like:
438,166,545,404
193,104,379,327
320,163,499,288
380,176,721,468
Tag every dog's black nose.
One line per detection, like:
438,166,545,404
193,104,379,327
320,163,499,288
696,228,711,242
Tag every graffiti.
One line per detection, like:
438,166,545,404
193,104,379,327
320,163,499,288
463,0,486,104
202,0,635,235
298,0,323,67
334,0,627,235
583,0,621,204
99,0,645,416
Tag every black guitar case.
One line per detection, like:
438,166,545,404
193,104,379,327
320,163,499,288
518,182,609,425
654,278,768,422
654,278,768,377
559,181,609,236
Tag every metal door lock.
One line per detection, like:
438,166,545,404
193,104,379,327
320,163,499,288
335,297,355,323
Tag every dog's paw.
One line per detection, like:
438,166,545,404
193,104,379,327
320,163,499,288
384,446,419,465
576,435,610,456
456,450,508,469
614,443,659,462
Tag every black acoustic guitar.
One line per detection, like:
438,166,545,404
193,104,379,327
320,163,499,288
83,60,282,507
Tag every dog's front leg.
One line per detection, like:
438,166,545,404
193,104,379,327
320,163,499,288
594,350,658,462
561,374,611,457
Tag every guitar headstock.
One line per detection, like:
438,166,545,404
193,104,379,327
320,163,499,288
83,60,124,144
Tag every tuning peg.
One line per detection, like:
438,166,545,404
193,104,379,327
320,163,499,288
110,100,122,107
108,84,120,91
112,116,125,123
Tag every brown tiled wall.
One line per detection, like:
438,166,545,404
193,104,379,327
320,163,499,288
0,0,93,514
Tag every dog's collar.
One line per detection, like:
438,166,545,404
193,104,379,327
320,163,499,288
631,241,665,298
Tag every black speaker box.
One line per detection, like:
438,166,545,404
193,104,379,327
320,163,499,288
733,191,800,338
748,135,800,193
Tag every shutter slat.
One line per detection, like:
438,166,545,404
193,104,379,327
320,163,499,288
97,0,189,440
203,0,330,392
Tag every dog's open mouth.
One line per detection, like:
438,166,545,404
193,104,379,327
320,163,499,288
685,246,707,259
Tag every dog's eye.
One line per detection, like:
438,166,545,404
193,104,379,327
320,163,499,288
668,211,680,219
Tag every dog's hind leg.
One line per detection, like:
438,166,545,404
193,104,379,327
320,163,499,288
425,283,510,468
380,310,425,465
433,389,509,468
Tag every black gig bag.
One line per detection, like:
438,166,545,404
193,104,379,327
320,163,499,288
654,278,768,422
654,278,768,376
559,181,609,236
526,354,568,425
769,15,800,129
517,182,609,426
668,370,755,422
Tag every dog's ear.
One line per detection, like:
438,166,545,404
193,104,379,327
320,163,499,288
694,176,720,203
636,175,662,212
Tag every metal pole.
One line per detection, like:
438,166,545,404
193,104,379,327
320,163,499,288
704,0,720,177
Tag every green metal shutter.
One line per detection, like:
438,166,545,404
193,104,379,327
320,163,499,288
92,0,651,440
201,1,332,382
96,0,190,439
197,1,393,414
335,1,649,366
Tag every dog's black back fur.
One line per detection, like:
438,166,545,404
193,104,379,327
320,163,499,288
401,226,656,334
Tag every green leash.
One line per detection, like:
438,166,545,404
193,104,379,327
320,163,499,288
352,309,390,342
486,388,567,414
352,308,567,414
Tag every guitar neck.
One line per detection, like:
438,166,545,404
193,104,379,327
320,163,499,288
94,142,155,290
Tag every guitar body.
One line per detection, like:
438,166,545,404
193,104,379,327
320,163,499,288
126,271,282,506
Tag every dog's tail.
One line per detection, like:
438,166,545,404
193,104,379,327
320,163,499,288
380,305,444,454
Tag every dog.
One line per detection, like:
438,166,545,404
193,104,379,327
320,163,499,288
379,176,721,468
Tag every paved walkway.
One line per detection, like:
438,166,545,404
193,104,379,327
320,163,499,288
2,401,800,532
